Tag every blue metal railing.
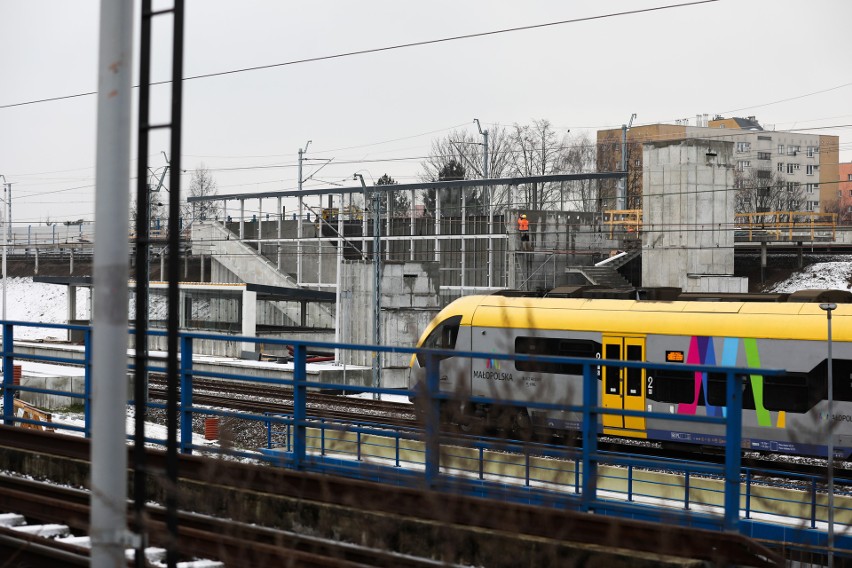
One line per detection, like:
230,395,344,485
1,322,849,557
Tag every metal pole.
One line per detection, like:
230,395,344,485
819,302,836,567
91,0,133,565
6,183,11,263
475,119,491,289
1,178,6,322
373,185,381,398
165,3,185,567
618,113,636,211
334,193,343,364
297,141,311,287
133,2,154,564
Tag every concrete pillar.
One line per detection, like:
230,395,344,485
67,285,77,342
179,289,186,328
69,248,74,275
435,195,441,263
239,199,245,239
297,195,303,285
461,196,466,294
257,197,263,252
241,289,257,353
409,188,416,261
277,196,282,270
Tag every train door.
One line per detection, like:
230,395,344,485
601,335,647,435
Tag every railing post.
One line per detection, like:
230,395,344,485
724,370,743,531
424,353,441,487
744,470,752,519
628,464,634,502
292,343,307,470
581,362,598,512
179,335,193,454
2,323,14,426
83,327,92,437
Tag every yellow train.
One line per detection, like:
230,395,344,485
410,293,852,458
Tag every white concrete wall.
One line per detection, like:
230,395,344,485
339,260,441,368
642,139,748,293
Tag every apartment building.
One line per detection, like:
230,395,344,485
597,116,840,214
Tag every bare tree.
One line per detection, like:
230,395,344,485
734,168,803,223
419,126,515,214
182,164,221,225
506,119,570,211
556,132,598,212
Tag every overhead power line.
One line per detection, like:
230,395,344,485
1,1,719,110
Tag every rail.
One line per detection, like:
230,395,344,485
0,321,849,560
734,211,837,242
603,209,642,238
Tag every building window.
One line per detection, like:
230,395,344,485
736,142,751,153
848,174,852,182
807,146,816,158
737,160,751,171
787,182,799,193
787,145,800,156
848,189,852,197
787,163,795,174
777,162,784,172
778,144,785,155
806,164,815,175
757,152,771,160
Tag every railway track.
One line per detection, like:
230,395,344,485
0,427,783,567
146,374,850,481
0,474,457,567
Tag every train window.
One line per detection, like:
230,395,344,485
515,337,601,375
626,345,642,396
416,315,462,367
707,373,756,410
648,369,694,403
604,344,620,394
763,374,815,413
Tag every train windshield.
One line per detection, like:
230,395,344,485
416,315,462,367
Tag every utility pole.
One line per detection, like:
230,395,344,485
0,175,7,322
474,119,492,288
297,140,311,286
820,302,837,568
619,113,636,210
91,0,133,564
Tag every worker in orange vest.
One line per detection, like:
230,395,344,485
517,214,530,250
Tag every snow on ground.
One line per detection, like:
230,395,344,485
764,260,852,293
2,277,90,340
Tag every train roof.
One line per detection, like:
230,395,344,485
435,293,852,343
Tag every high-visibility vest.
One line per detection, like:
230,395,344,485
517,218,529,232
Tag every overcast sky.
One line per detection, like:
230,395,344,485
2,0,850,226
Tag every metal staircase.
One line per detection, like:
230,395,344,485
565,248,641,288
191,221,334,327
